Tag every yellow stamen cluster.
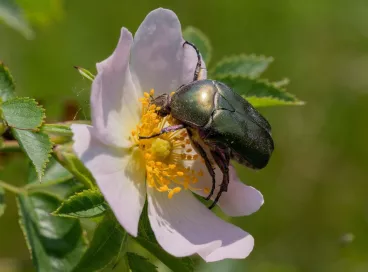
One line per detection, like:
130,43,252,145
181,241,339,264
131,89,202,199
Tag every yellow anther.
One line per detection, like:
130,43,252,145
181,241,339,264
168,187,182,199
136,90,201,200
204,187,210,194
170,92,175,96
198,169,204,177
158,185,169,192
150,89,155,96
193,154,199,160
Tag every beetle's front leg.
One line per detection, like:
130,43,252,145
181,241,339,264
183,41,201,81
208,148,230,210
139,124,185,139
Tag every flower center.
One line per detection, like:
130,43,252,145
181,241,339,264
131,89,204,199
151,138,172,159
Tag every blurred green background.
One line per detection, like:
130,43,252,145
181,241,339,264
1,0,368,271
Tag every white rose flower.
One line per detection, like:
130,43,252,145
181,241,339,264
72,8,264,262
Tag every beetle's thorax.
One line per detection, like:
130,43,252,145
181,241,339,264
153,94,171,117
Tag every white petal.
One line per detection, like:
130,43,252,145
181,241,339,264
148,188,253,261
72,124,146,236
217,168,264,217
189,159,264,217
91,28,140,148
131,8,206,96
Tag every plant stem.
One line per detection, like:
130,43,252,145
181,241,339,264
0,180,23,194
0,140,21,152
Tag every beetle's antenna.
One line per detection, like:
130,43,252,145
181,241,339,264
183,41,201,81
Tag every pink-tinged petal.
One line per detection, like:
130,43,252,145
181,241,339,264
148,188,253,260
131,8,206,96
200,230,254,262
216,168,264,217
71,124,146,236
188,159,264,217
91,28,140,148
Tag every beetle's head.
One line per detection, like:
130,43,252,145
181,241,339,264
152,94,171,117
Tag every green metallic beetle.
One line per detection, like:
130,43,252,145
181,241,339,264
141,42,274,209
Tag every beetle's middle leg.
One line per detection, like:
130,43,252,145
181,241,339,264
208,148,230,210
139,124,185,139
183,41,201,81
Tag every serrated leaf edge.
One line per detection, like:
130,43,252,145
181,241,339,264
244,95,306,107
215,74,301,101
211,54,274,77
12,128,53,181
2,97,46,130
0,61,16,89
52,188,105,218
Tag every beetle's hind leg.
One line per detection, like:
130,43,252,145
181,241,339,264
186,133,217,201
208,148,230,210
183,41,202,81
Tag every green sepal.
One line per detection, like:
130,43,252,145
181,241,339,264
17,192,86,272
74,66,95,81
52,189,106,218
127,252,158,272
0,186,5,217
73,213,128,272
0,61,16,102
2,97,45,129
211,54,273,79
183,26,212,65
217,75,304,107
12,129,52,181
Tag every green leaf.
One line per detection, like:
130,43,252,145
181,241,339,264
0,186,5,217
0,0,34,39
54,143,95,188
17,192,86,272
0,62,16,102
12,129,52,181
183,26,212,65
245,96,305,107
217,75,304,107
74,66,95,81
127,252,157,272
53,189,106,218
27,156,72,185
26,157,85,199
2,97,45,129
74,213,128,272
211,54,273,78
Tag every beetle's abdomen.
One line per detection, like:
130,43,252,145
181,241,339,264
170,80,217,127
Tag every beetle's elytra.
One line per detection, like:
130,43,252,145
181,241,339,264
140,41,274,209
